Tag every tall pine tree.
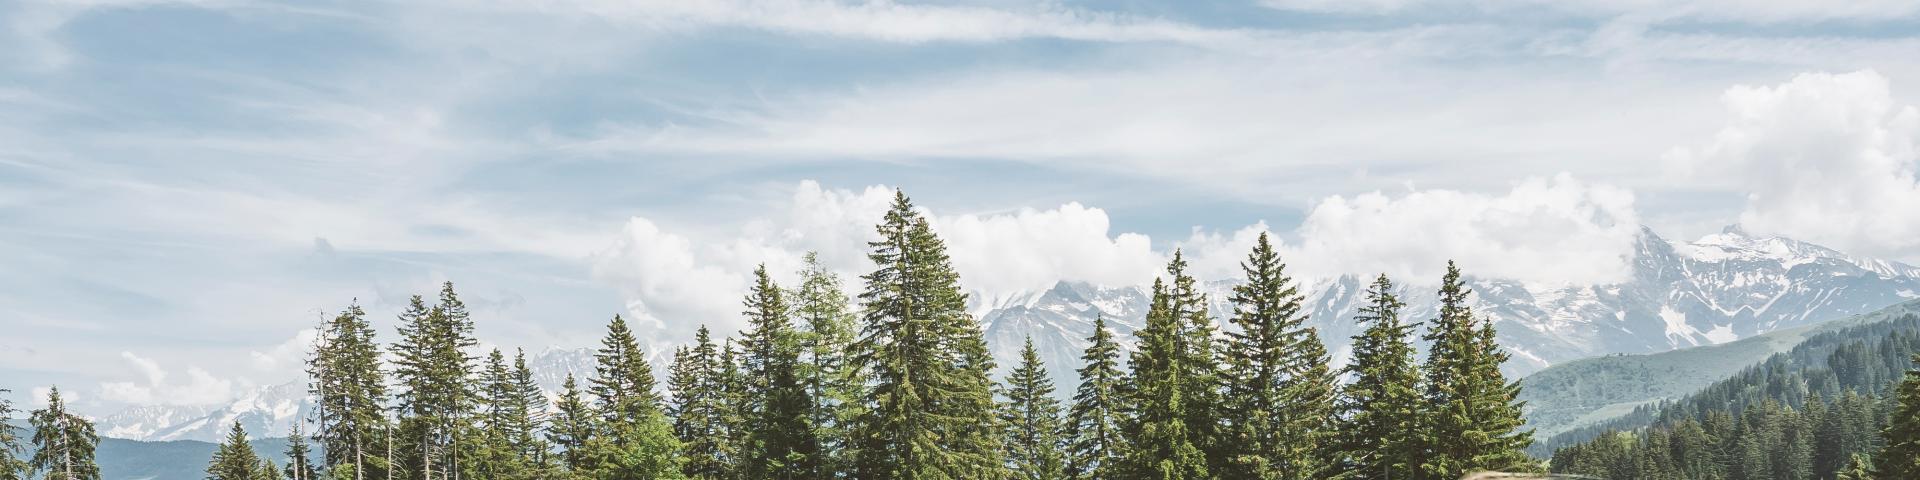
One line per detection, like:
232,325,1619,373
1063,316,1128,480
0,389,26,480
1336,274,1425,480
587,314,683,478
791,252,863,477
848,190,1004,479
1420,262,1533,478
1220,232,1337,478
1877,353,1920,478
740,265,821,479
390,284,480,480
999,337,1066,480
283,423,318,480
308,303,388,479
28,387,99,480
546,374,595,473
668,327,731,479
1123,274,1209,480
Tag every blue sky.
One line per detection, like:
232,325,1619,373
4,0,1920,413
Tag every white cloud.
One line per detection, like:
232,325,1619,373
936,203,1162,302
1669,70,1920,259
97,352,242,406
248,328,317,374
1288,174,1641,286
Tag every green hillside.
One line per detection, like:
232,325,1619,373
1518,298,1920,442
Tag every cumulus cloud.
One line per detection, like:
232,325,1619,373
1668,70,1920,259
97,352,242,406
594,176,1642,342
1287,174,1642,286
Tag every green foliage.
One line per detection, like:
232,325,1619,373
206,422,265,480
0,390,26,480
1122,264,1209,480
847,190,1005,479
591,314,663,432
1336,274,1425,480
389,284,480,479
1000,338,1066,480
1220,233,1337,479
1063,316,1128,480
1877,354,1920,478
547,374,597,472
1419,262,1536,479
282,423,318,480
740,265,821,478
308,302,388,478
791,252,865,476
29,387,100,480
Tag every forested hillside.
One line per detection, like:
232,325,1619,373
1549,312,1920,479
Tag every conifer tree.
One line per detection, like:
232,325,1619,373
507,350,551,473
1419,262,1533,478
849,190,1004,479
791,252,863,476
740,265,820,478
308,303,388,478
591,314,662,432
283,423,318,480
546,374,595,473
391,284,480,480
1336,274,1424,480
1837,453,1874,480
670,327,731,479
1063,316,1128,480
1220,233,1337,478
476,349,527,479
1877,353,1920,478
0,389,26,480
1123,275,1209,480
208,421,265,480
259,460,285,480
1000,337,1066,480
716,340,751,477
28,387,98,480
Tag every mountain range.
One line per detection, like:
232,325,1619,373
88,225,1920,444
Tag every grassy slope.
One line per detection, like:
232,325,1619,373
1517,298,1920,440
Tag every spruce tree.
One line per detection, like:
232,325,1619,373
1000,337,1066,480
1123,275,1208,480
308,303,388,478
28,387,99,480
1063,316,1128,480
670,327,731,479
507,350,551,473
791,252,863,477
1221,233,1336,478
740,265,821,478
0,389,26,480
716,340,751,478
390,284,480,480
1877,353,1920,478
591,314,662,432
1336,274,1424,480
546,374,595,473
208,421,265,480
283,423,318,480
476,349,527,479
259,460,285,480
848,190,1004,479
1419,262,1533,478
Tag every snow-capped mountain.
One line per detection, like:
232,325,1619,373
96,225,1920,442
978,225,1920,389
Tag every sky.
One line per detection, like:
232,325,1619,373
2,0,1920,414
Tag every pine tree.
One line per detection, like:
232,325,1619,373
670,327,731,479
475,349,528,479
28,387,98,480
716,340,751,478
740,265,821,478
587,314,683,478
546,374,595,473
390,284,480,480
1063,315,1129,480
1123,273,1209,480
507,350,551,474
1000,337,1066,480
791,252,863,477
208,421,265,480
1220,233,1337,478
591,314,662,432
1419,262,1534,478
1336,274,1425,480
1876,353,1920,478
283,423,319,480
0,389,26,480
259,460,286,480
308,303,388,478
848,190,1004,479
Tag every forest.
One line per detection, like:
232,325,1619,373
2,190,1917,480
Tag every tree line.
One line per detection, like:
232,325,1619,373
1548,315,1920,479
5,190,1911,479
